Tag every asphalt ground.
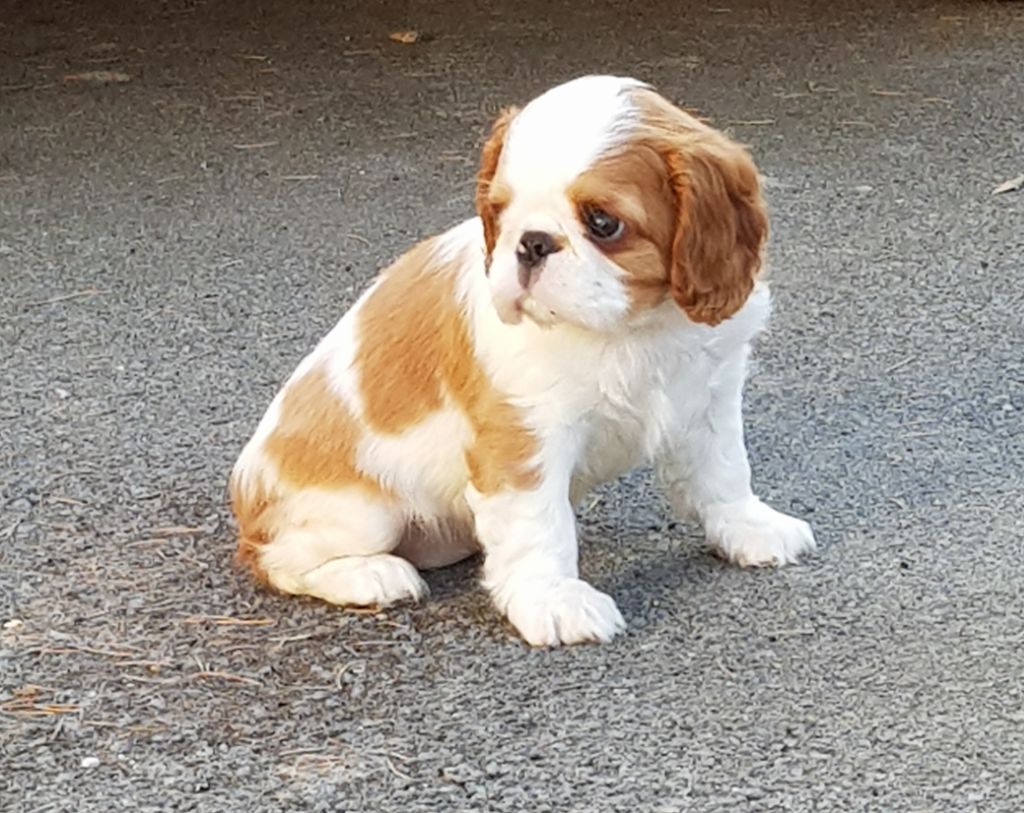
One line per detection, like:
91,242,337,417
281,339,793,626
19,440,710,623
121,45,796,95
1,1,1023,811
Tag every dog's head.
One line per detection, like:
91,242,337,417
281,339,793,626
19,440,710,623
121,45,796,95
476,76,768,332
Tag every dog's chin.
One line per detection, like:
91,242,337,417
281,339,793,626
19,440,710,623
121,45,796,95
521,298,560,329
492,293,524,326
492,293,561,329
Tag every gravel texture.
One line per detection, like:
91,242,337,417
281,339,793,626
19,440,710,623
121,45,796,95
2,0,1023,811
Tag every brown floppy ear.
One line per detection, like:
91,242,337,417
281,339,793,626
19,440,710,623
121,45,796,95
662,136,768,326
475,106,518,261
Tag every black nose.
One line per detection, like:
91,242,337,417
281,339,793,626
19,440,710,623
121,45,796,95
517,231,561,268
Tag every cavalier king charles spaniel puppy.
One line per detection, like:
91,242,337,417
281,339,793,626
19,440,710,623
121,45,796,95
230,75,816,647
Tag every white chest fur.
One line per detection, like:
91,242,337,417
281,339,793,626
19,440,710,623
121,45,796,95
469,279,771,501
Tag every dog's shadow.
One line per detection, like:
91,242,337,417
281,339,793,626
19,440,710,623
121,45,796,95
421,555,484,604
417,521,719,640
418,471,723,631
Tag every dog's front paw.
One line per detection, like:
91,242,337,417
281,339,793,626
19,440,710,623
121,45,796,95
506,578,625,647
705,498,816,567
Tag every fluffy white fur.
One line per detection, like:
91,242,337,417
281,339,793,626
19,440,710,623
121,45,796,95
230,76,816,647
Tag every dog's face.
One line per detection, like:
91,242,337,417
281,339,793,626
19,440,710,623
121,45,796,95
476,76,769,332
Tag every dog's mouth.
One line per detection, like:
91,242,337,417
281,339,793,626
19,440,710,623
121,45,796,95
493,292,558,328
521,297,559,328
492,292,524,325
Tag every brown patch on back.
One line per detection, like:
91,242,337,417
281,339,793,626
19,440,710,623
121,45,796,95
231,367,381,582
356,238,540,494
354,241,447,432
264,368,369,488
232,234,540,582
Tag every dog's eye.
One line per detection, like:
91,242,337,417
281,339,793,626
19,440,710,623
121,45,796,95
583,206,624,242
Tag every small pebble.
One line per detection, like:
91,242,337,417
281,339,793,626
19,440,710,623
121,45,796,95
81,756,100,769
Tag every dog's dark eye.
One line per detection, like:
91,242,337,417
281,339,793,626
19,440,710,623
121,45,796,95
583,206,624,242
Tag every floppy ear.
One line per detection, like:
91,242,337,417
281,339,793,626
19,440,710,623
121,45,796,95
662,135,768,326
475,106,519,262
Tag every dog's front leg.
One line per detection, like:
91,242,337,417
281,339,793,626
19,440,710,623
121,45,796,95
466,454,625,647
656,343,816,567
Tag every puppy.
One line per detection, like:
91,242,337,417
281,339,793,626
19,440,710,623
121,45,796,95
229,75,816,647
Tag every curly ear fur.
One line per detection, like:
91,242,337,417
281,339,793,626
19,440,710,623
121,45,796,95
663,137,768,325
475,106,519,263
632,89,768,325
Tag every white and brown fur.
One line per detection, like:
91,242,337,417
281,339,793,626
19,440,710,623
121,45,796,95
229,76,815,647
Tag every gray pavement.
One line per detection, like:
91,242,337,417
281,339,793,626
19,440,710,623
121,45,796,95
2,1,1023,810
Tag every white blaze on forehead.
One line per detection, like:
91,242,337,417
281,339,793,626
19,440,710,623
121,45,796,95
500,75,647,193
